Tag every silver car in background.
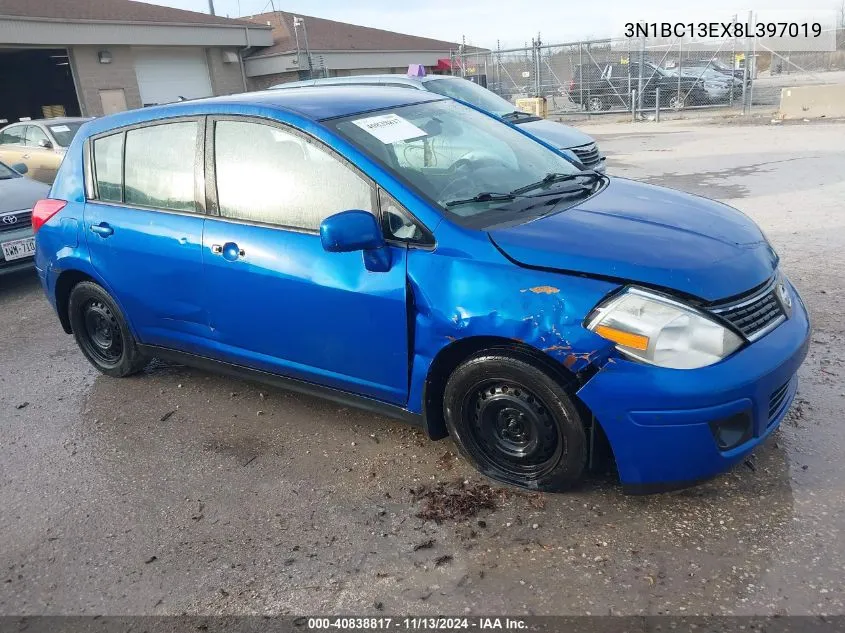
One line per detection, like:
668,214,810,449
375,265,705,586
0,160,49,275
271,74,606,172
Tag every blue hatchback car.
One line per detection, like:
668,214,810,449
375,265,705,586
34,87,809,493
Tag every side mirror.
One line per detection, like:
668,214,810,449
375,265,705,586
11,162,28,174
320,210,384,252
38,139,53,149
320,210,391,272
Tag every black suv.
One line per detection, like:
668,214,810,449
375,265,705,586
569,61,707,111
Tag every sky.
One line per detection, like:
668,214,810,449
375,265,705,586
139,0,842,49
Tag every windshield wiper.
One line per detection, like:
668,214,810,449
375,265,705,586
510,171,604,196
501,110,535,122
445,191,517,208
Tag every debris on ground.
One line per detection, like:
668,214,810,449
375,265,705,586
15,402,29,410
159,410,176,422
144,556,157,564
411,480,498,523
413,538,435,551
434,555,453,567
436,451,456,471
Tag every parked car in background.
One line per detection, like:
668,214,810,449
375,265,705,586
663,66,742,103
0,117,91,184
271,73,605,172
682,59,748,83
35,87,808,493
0,160,49,274
570,61,707,111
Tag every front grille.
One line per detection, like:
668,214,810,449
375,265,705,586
710,279,786,341
571,142,602,168
0,209,32,233
768,379,791,424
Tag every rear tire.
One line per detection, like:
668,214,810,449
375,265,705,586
586,95,607,112
68,281,147,377
443,352,587,492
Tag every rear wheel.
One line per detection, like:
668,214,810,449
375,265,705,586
668,94,686,110
586,95,607,112
443,353,586,492
68,281,147,377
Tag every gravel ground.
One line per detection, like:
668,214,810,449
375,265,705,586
1,118,843,616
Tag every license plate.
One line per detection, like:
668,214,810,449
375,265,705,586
1,237,35,261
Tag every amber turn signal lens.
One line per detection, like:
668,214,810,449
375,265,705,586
594,325,650,351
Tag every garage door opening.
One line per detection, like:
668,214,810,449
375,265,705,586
0,48,81,125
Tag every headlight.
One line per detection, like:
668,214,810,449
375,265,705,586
586,287,743,369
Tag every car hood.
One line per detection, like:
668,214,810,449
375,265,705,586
0,176,50,214
488,178,778,302
515,118,596,150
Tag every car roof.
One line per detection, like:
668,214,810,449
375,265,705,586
80,86,446,138
271,74,467,90
1,117,91,129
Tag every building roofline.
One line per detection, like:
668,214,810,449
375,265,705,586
0,13,272,29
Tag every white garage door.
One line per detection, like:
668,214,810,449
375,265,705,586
133,47,213,107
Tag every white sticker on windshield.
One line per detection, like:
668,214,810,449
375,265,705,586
50,125,71,133
351,113,427,144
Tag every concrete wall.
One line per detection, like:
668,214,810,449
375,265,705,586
206,47,246,96
779,84,845,120
248,71,299,91
70,45,143,117
71,45,250,116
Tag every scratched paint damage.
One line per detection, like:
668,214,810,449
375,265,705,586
404,246,620,414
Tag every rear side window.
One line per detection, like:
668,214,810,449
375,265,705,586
93,133,124,203
124,122,198,212
0,126,25,145
213,119,374,230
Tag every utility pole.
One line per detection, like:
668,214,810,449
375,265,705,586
207,0,215,16
294,16,314,79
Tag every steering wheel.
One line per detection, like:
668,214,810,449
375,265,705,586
437,152,512,202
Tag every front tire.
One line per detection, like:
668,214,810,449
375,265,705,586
68,281,147,377
443,352,587,492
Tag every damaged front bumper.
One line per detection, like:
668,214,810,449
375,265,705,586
576,282,811,492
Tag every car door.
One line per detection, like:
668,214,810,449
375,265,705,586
23,125,59,183
202,116,410,405
0,125,27,170
84,118,209,350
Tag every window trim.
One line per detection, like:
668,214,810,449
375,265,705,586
205,114,380,235
86,115,206,217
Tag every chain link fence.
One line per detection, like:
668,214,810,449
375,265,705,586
450,29,845,116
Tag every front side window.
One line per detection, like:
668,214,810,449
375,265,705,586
93,133,124,203
25,126,50,147
214,119,374,230
124,122,198,212
329,99,586,228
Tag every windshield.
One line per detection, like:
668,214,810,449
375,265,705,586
328,99,587,227
0,161,20,180
46,122,84,147
423,78,518,118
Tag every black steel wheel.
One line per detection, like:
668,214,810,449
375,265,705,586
68,281,147,377
443,352,586,492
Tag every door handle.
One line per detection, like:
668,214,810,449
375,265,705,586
212,242,245,261
90,222,114,237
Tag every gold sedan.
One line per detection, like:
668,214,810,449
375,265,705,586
0,118,90,184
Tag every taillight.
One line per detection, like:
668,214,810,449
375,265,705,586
32,199,67,234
